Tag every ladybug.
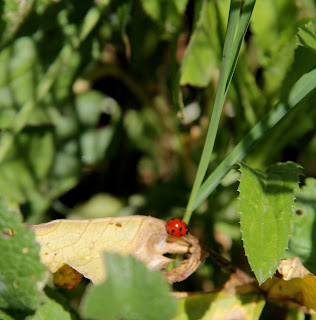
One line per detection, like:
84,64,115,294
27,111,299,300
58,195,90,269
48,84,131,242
166,218,188,237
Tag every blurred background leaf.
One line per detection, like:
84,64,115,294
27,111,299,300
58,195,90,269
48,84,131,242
286,178,316,274
0,0,315,318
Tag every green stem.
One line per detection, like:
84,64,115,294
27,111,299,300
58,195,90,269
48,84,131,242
193,67,316,209
184,0,256,224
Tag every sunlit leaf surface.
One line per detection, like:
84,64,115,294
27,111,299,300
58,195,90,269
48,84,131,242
238,162,302,284
33,215,207,285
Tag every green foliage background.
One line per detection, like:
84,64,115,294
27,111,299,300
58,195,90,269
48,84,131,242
0,0,315,319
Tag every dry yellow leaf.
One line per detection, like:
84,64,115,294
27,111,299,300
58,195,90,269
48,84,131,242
173,273,264,320
33,215,207,285
261,257,316,313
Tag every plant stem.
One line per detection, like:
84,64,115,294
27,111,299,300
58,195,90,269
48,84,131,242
193,67,316,209
184,0,256,223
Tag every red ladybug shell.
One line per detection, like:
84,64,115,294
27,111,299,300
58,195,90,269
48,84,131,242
166,218,188,237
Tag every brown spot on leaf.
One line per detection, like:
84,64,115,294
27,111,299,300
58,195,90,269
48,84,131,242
1,228,15,239
296,209,303,216
53,264,83,290
22,247,29,254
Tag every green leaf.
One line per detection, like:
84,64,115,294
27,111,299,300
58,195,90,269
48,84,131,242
238,162,302,284
184,0,256,223
140,0,188,35
81,254,178,320
0,37,40,123
68,193,124,220
0,200,47,312
25,295,72,320
173,291,265,320
286,178,316,274
0,89,121,223
251,0,301,100
193,67,316,210
296,21,316,51
0,4,109,163
0,129,55,220
117,0,132,36
123,108,162,155
180,0,229,87
75,91,121,165
0,311,15,320
0,0,34,46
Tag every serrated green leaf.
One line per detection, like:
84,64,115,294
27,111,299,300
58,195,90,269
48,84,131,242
286,178,316,274
296,21,316,51
81,254,178,320
238,162,302,284
0,200,47,312
25,295,72,320
180,0,229,87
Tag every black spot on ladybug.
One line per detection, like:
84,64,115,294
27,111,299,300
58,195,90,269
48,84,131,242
166,218,188,237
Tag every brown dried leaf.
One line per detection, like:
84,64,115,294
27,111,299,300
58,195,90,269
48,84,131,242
53,264,83,290
33,216,207,285
261,257,316,313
